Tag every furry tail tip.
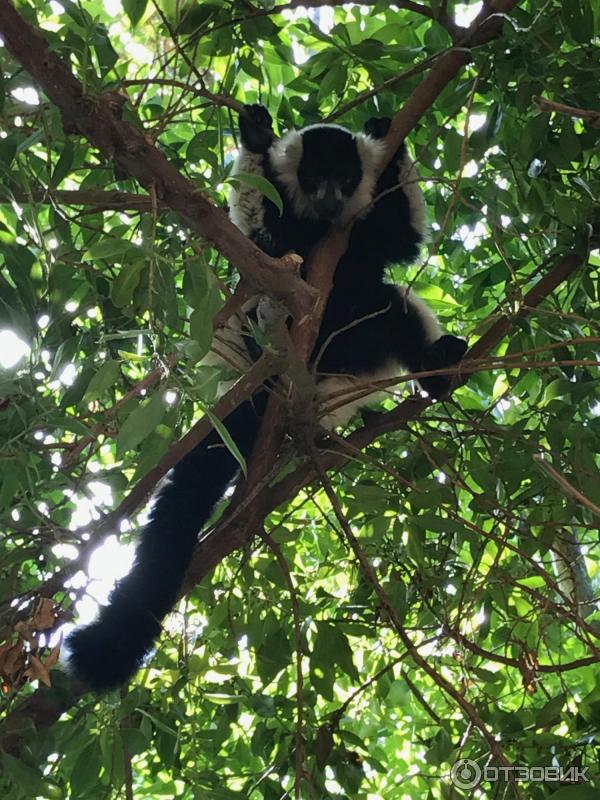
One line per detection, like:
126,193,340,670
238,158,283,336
66,612,161,692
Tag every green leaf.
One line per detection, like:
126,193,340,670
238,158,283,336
444,127,463,173
189,312,212,364
312,623,358,681
425,728,453,766
0,133,18,166
83,359,121,402
228,171,284,216
204,407,248,476
256,628,291,684
317,62,347,101
561,0,594,42
93,26,119,75
535,693,566,727
2,753,48,795
85,238,143,262
69,743,100,795
50,141,74,188
248,693,276,717
121,727,150,755
111,260,146,308
117,390,167,455
16,128,44,154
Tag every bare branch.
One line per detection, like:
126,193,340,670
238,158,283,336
533,455,600,520
533,95,600,129
121,78,243,113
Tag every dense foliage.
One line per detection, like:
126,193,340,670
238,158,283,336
0,0,599,797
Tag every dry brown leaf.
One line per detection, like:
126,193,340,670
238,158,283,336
14,620,37,644
31,598,56,631
0,637,12,663
25,653,51,687
3,641,26,677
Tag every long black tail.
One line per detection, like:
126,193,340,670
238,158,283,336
67,394,266,691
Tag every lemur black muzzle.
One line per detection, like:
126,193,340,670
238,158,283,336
315,184,343,219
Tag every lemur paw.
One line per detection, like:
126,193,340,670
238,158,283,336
420,335,468,399
428,334,468,366
363,116,392,140
239,104,274,153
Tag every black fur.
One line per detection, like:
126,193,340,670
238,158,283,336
67,108,466,691
237,105,466,393
67,395,266,691
238,104,274,154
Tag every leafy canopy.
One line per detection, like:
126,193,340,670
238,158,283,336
0,0,599,798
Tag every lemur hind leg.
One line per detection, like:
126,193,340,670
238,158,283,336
387,287,467,400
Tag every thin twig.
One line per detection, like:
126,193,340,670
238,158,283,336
533,95,600,129
258,528,305,800
534,455,600,520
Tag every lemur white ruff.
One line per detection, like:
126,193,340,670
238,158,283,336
67,106,467,690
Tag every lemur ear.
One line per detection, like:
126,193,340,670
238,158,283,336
363,116,392,140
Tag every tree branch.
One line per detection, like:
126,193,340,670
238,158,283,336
0,186,163,213
120,78,243,113
533,455,600,521
313,453,515,773
533,95,600,129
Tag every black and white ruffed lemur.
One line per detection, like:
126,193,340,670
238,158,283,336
67,105,467,690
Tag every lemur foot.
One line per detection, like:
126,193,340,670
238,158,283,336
420,335,468,399
360,407,386,425
363,116,392,140
239,104,274,153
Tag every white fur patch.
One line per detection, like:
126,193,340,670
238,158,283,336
317,362,400,428
229,149,270,243
269,130,306,217
396,286,441,344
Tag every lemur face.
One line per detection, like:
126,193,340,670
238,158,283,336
296,127,363,220
270,124,385,225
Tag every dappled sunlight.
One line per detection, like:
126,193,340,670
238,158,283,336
0,329,30,369
0,0,598,796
